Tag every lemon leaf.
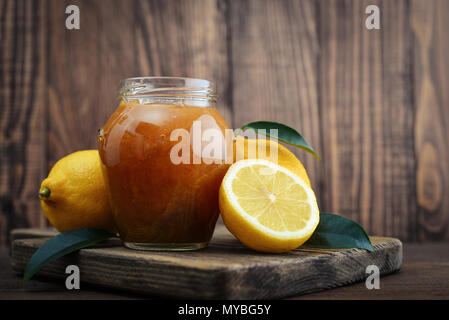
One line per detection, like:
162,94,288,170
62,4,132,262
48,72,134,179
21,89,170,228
23,228,116,282
239,121,319,160
304,213,374,252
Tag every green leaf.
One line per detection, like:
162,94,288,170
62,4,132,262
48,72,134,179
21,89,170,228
240,121,319,160
305,213,374,252
23,228,115,282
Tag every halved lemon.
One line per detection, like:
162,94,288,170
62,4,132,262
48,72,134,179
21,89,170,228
219,159,319,253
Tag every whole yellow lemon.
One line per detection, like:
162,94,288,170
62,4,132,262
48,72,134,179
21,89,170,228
39,150,116,233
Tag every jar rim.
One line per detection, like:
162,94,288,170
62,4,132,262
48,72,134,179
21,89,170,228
119,77,217,105
123,76,215,87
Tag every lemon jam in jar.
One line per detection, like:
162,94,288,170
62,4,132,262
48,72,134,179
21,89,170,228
98,77,230,250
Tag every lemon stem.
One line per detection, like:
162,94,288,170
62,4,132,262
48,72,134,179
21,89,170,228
39,187,51,198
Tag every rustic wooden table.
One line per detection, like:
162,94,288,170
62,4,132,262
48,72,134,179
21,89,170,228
0,242,448,300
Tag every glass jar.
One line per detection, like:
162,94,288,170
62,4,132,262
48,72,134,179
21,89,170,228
98,77,230,250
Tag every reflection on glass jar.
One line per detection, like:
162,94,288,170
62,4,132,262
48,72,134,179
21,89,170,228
98,77,230,250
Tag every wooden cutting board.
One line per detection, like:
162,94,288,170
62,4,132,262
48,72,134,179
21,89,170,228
10,225,402,299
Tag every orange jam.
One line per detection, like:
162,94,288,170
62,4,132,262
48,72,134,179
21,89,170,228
99,96,230,249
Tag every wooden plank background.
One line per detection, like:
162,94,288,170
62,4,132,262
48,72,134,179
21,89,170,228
1,0,448,246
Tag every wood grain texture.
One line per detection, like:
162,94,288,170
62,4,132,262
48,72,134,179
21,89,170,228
10,225,402,299
46,0,105,161
293,241,449,299
319,0,418,240
3,242,448,300
1,0,449,245
0,0,48,245
411,0,449,241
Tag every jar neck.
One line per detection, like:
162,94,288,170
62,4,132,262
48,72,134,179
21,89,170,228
119,77,217,107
